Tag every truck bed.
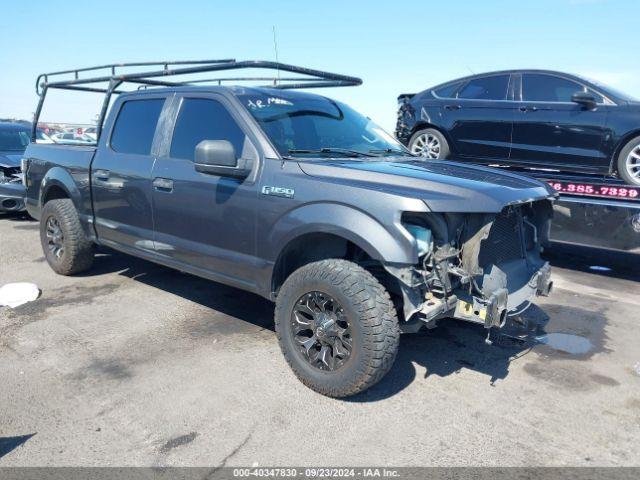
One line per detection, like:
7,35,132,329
24,143,97,225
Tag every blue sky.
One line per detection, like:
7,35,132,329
1,0,638,131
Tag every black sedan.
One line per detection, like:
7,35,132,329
395,69,640,186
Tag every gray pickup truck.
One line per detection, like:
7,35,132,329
24,60,555,397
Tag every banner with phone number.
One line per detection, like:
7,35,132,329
546,180,639,201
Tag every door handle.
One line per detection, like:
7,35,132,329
94,169,110,181
153,177,174,193
444,104,462,110
519,105,538,112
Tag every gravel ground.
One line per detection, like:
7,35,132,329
1,212,639,467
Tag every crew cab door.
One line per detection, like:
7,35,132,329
443,74,515,160
151,93,261,290
510,73,609,173
91,96,166,251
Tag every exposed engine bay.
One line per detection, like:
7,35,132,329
0,165,22,185
387,199,554,331
0,164,25,212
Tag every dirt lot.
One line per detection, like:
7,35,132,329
1,213,639,467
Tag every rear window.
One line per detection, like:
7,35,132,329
458,75,509,100
110,98,165,155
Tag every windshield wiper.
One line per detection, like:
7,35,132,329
368,148,417,157
288,147,377,158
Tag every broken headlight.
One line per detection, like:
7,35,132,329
403,222,433,258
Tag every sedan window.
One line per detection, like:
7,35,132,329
434,81,463,98
457,75,509,100
523,74,583,102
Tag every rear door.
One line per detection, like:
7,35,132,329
150,93,262,289
510,73,609,172
442,74,516,160
91,95,166,251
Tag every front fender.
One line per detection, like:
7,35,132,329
265,202,417,265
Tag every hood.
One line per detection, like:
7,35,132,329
0,151,23,168
297,158,556,213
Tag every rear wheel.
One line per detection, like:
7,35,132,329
409,128,450,159
617,136,640,186
40,199,94,275
274,259,400,397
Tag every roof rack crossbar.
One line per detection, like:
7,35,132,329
36,59,237,95
37,59,362,95
33,59,362,142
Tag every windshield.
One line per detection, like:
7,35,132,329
237,91,408,158
0,129,30,151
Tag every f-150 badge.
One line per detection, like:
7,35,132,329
261,186,295,199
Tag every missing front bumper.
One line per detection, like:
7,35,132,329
399,261,553,330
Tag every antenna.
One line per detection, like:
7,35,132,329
272,26,280,85
466,66,475,75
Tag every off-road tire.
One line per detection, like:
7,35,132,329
40,199,94,275
275,259,400,397
409,128,450,159
617,135,640,186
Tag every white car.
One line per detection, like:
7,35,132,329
83,127,98,141
51,132,95,144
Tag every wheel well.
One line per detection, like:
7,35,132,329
42,185,69,205
272,233,381,295
410,122,452,148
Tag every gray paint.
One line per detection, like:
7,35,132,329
24,85,555,302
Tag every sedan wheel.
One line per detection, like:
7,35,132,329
411,133,441,158
617,136,640,186
408,128,449,159
625,144,640,182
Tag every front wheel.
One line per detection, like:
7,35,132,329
274,259,400,397
409,128,450,159
617,136,640,186
40,199,94,275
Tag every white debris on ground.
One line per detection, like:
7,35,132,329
0,282,40,308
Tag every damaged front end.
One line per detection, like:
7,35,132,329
387,200,554,332
0,164,26,212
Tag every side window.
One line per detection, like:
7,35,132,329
110,98,165,155
434,81,463,98
170,98,246,161
457,75,509,100
523,74,583,102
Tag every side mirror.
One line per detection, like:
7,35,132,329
194,140,251,178
571,91,597,109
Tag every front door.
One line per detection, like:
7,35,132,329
151,94,261,290
91,96,166,251
444,74,516,160
510,73,609,173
